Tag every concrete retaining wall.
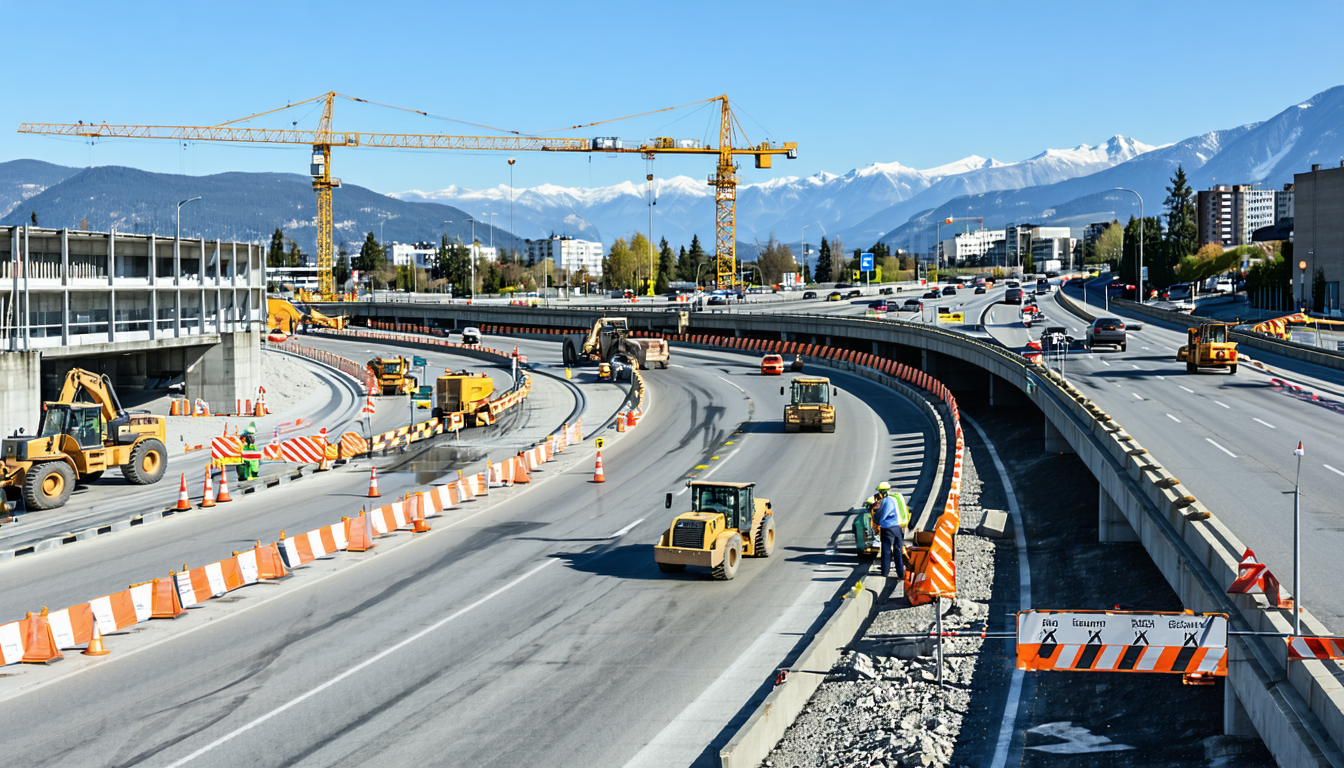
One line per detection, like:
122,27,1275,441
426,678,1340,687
0,351,41,439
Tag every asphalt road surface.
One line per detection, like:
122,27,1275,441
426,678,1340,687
0,338,935,768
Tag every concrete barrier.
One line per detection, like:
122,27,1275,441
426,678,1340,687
719,577,886,768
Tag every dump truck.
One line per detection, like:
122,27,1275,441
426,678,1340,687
0,368,168,510
782,377,837,432
432,372,496,426
368,357,418,396
654,481,775,580
1177,322,1238,374
561,316,675,369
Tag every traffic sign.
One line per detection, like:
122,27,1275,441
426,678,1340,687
937,312,965,324
1017,610,1227,676
595,437,605,449
860,252,875,272
413,356,427,368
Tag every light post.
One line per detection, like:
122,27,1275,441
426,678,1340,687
1114,188,1144,301
646,172,656,296
508,158,516,265
1293,440,1305,635
1300,258,1309,311
176,196,201,282
801,223,810,283
468,218,477,298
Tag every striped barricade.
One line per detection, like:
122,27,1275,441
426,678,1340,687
211,436,242,462
339,431,368,459
281,435,327,465
1016,610,1228,677
277,523,348,568
370,501,412,535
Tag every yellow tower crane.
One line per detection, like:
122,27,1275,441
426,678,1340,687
19,92,796,293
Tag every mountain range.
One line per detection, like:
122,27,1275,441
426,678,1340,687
4,85,1341,262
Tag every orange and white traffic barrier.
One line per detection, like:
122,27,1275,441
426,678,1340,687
201,469,216,508
368,466,381,498
215,468,233,503
19,609,63,664
82,623,111,656
593,450,606,483
1226,548,1293,609
176,473,190,510
369,500,411,535
345,513,376,552
173,557,249,608
144,577,187,619
411,498,431,533
511,455,532,483
1288,636,1344,661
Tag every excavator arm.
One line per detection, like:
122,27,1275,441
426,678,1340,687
55,369,124,422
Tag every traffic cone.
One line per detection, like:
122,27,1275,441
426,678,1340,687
201,469,216,508
411,500,431,533
82,622,111,656
617,414,627,433
215,468,233,503
175,473,190,510
593,450,605,483
367,466,381,498
169,399,180,416
20,608,62,664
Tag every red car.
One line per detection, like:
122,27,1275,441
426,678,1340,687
761,354,784,375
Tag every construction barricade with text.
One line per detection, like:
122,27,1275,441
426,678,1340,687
0,424,578,666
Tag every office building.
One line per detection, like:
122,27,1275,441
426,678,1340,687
526,235,604,276
1295,163,1344,311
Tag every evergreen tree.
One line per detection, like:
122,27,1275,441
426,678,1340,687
356,232,384,273
267,228,286,268
816,237,833,283
334,245,351,290
1164,165,1198,261
804,262,812,283
685,235,708,284
285,239,304,268
674,245,693,281
603,238,637,289
656,237,675,293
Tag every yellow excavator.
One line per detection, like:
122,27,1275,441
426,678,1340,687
0,369,168,510
561,316,682,370
267,297,348,334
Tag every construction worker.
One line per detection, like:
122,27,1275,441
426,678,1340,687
873,481,910,580
238,423,260,481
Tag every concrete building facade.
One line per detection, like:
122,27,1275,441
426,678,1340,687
1295,163,1344,312
526,235,604,276
937,229,1005,267
1198,184,1283,248
0,226,265,437
388,242,437,269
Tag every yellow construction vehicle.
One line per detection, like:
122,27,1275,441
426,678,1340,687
0,369,168,510
432,372,496,426
1177,322,1238,374
782,377,837,432
654,481,775,580
267,298,348,334
368,357,418,395
562,316,673,370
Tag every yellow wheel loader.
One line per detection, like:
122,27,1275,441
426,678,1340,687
368,356,418,396
654,481,775,580
782,377,837,433
1177,322,1238,374
0,369,168,511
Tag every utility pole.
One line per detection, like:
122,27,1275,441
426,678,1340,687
1294,441,1303,635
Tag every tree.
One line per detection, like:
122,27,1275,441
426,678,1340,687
804,262,813,282
79,217,89,231
603,238,638,289
816,237,833,283
285,239,305,268
334,243,351,290
1246,242,1292,311
1176,242,1240,290
1164,165,1198,261
440,243,472,296
1094,221,1123,266
656,237,675,294
356,232,384,273
627,232,655,292
30,211,36,226
1118,215,1164,288
754,233,798,284
267,228,287,268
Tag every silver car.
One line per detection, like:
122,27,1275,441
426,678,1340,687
1085,318,1126,351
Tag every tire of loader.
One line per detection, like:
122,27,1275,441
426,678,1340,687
123,438,168,485
784,422,799,433
562,339,578,367
657,562,686,574
753,516,775,558
78,470,104,485
1230,363,1237,375
713,534,742,580
658,360,668,369
1187,359,1196,373
821,422,836,433
24,462,74,510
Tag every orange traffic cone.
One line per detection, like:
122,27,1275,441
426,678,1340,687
175,473,190,510
169,399,180,416
83,622,111,657
216,468,233,503
201,469,216,508
617,414,627,433
21,608,62,664
411,500,431,533
593,450,605,483
367,466,381,498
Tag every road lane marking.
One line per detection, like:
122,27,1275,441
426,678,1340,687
1206,438,1238,458
716,375,747,395
1155,375,1165,380
1132,392,1142,400
1215,401,1230,409
1142,346,1150,351
1179,386,1194,393
164,560,558,767
1253,418,1276,429
1132,365,1141,370
606,518,644,539
1101,360,1111,366
1326,465,1344,478
1166,414,1181,423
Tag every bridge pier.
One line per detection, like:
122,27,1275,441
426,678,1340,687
1226,680,1257,737
1098,485,1139,542
1044,415,1075,454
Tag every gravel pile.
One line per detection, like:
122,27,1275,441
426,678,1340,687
763,443,995,768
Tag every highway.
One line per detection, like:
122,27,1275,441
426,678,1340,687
979,285,1344,631
0,335,936,768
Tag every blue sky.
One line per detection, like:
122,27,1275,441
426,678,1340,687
5,0,1341,196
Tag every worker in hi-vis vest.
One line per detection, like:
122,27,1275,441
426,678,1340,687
873,481,909,579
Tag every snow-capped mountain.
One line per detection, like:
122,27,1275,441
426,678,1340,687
393,138,1146,251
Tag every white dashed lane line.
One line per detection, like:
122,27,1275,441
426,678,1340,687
1215,401,1230,409
1206,438,1238,458
1326,465,1344,478
1179,385,1194,393
1132,392,1142,400
1166,414,1181,423
1253,418,1276,429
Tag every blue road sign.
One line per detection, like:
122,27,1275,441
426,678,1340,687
860,252,875,271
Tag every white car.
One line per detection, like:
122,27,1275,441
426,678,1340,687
461,326,481,345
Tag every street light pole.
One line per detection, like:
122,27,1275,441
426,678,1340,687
801,223,810,284
1115,188,1144,301
508,158,516,266
469,218,477,298
176,196,202,280
1293,441,1304,636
